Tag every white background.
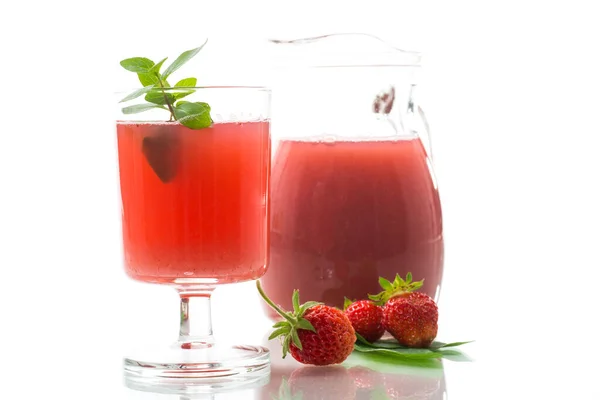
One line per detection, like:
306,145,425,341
1,0,599,398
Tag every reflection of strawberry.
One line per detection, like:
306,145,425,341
370,273,438,348
383,372,445,399
348,365,384,391
289,366,356,400
344,298,385,343
257,282,356,366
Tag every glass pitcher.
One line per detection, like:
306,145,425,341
260,33,443,319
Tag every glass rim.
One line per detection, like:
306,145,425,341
114,85,270,96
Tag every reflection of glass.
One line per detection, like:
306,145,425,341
260,333,446,399
116,87,271,389
261,34,444,316
124,372,268,399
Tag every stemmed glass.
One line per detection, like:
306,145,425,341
115,86,271,390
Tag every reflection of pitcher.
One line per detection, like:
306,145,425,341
261,33,444,317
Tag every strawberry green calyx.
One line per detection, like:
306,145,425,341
256,281,322,358
343,297,354,311
368,272,424,306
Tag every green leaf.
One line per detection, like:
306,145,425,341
173,101,212,129
150,57,168,74
175,77,197,87
162,41,207,80
119,84,156,103
145,89,176,105
379,277,393,290
121,103,167,115
406,272,413,283
171,78,196,100
173,91,194,101
296,318,316,332
430,340,474,350
138,72,158,87
353,336,472,362
138,58,169,86
292,290,300,313
291,329,302,350
120,57,154,73
354,343,444,360
268,327,291,341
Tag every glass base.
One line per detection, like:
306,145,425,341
124,342,270,394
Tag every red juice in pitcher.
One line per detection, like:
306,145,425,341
260,137,443,316
117,121,270,284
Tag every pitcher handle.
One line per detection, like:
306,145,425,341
417,105,434,161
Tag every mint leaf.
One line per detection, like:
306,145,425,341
162,41,207,80
150,57,168,73
172,78,197,100
138,57,169,86
430,340,474,350
119,84,156,103
122,103,167,114
354,343,444,359
120,57,154,73
145,89,176,105
356,333,407,349
173,101,212,129
138,73,158,87
175,77,197,87
353,336,473,362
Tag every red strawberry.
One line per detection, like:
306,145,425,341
257,281,356,366
343,298,385,343
369,273,438,348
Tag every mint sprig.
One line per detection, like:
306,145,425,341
119,41,211,130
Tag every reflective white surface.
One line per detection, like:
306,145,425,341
2,0,600,398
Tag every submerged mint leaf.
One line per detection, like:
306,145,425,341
121,103,167,114
120,57,154,73
119,84,156,103
162,40,207,80
173,101,212,129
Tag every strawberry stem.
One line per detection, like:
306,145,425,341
256,281,295,324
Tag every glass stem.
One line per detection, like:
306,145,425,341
178,289,215,347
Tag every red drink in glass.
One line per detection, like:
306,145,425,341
261,137,443,316
117,121,270,284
